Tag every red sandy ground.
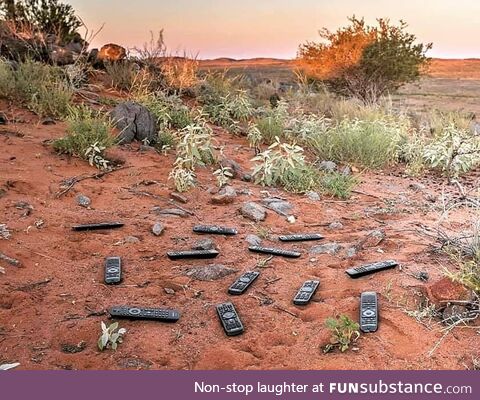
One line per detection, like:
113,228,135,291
0,99,479,370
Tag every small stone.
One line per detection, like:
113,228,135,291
152,222,165,236
153,207,189,218
287,215,296,224
76,194,91,208
192,238,216,251
416,271,429,282
442,304,468,325
306,191,320,201
345,247,357,258
164,288,175,295
425,193,438,203
220,158,244,179
183,264,237,281
139,145,155,152
242,174,252,182
318,160,337,172
359,229,386,249
241,202,267,222
0,224,11,240
328,221,344,230
170,192,188,204
341,166,352,176
211,185,237,205
124,236,140,244
0,252,21,267
310,242,342,255
245,234,262,247
409,182,426,192
41,117,56,125
262,198,293,216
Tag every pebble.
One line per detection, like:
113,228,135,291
152,222,165,236
76,194,91,208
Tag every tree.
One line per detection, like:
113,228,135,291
297,17,432,103
0,0,81,44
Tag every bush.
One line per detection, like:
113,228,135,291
298,16,431,103
104,60,138,91
174,120,216,169
307,117,407,169
320,172,358,199
0,59,72,117
1,0,82,45
253,100,289,144
53,105,115,169
251,138,320,193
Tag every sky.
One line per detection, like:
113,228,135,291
66,0,480,59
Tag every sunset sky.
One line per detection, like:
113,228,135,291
66,0,480,59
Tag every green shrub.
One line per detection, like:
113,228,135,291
104,61,138,91
175,119,216,169
307,117,407,169
254,100,289,143
202,90,253,131
298,16,431,103
423,124,480,179
320,172,358,199
251,138,319,193
136,93,193,130
53,105,115,169
0,59,73,118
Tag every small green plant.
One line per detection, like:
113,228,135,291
213,166,233,188
104,61,138,91
320,172,358,199
254,100,289,144
136,93,193,130
323,315,360,353
168,160,196,192
251,138,319,193
202,90,253,131
175,120,216,169
53,105,115,169
98,321,126,351
247,122,263,150
423,124,480,180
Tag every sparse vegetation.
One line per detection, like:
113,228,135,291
323,315,360,353
98,321,126,351
0,59,73,117
53,105,115,169
320,172,358,199
213,165,233,188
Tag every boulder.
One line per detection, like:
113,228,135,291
98,43,126,62
111,101,157,144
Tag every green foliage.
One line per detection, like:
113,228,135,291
320,172,358,199
202,90,253,131
104,61,138,91
1,0,82,44
251,138,319,193
324,315,360,353
423,124,480,179
298,16,431,103
168,159,196,193
0,59,72,117
136,92,193,130
253,100,289,144
98,322,126,351
247,122,263,149
307,117,407,169
175,120,216,169
213,166,233,188
53,105,115,169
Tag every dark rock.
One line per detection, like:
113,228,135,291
0,113,7,125
41,117,56,125
61,341,86,354
262,198,293,216
76,194,91,208
152,222,165,236
310,242,342,255
192,238,217,251
241,202,267,222
50,46,74,65
111,101,157,145
183,264,237,281
220,158,244,179
245,234,262,247
242,174,252,182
